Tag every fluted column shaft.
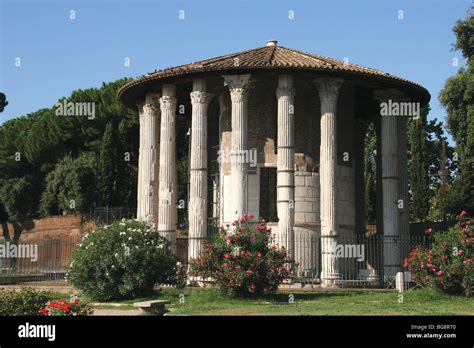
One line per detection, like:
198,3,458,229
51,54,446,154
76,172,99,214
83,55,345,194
276,75,295,259
315,78,343,288
374,89,404,278
188,79,212,260
223,74,251,220
137,93,160,224
158,85,177,254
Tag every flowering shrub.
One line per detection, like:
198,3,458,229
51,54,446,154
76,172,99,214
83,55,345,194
189,214,294,297
0,287,52,316
38,298,93,316
67,219,178,301
406,211,473,296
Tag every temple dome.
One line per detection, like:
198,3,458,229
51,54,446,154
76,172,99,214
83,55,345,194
118,41,430,109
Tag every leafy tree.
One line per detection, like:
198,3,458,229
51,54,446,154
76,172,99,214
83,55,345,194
40,153,98,216
0,176,39,221
439,9,474,215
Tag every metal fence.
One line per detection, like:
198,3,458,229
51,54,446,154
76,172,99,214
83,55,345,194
0,235,80,283
293,234,430,287
89,206,136,225
0,231,430,288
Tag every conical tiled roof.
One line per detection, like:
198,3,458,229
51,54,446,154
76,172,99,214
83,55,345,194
118,42,430,108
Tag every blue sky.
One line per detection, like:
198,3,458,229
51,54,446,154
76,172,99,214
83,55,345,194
0,0,470,143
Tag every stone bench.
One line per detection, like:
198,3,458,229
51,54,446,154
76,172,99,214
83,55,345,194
133,300,171,316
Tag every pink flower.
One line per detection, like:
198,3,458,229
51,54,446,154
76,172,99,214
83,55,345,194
458,249,464,255
437,271,443,277
249,214,254,219
250,283,256,290
403,258,409,268
224,253,230,259
257,252,263,257
427,263,433,268
442,255,448,260
424,228,432,235
246,269,253,275
236,265,241,270
223,263,229,268
420,261,424,269
225,236,231,243
460,210,467,217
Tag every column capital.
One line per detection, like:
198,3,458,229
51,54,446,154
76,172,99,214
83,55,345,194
190,91,213,105
223,74,251,102
314,78,344,103
159,95,177,110
143,92,161,113
276,86,295,100
276,74,295,100
137,101,145,115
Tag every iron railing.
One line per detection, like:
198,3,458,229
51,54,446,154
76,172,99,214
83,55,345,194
0,232,430,288
0,235,80,283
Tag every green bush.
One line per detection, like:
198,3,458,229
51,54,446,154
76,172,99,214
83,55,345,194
67,219,178,301
189,214,294,297
0,287,52,315
406,211,473,296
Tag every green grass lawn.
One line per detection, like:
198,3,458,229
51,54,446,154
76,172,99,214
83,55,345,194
93,287,474,316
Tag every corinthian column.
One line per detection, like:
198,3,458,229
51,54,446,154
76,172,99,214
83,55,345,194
188,79,212,260
276,75,295,259
158,85,177,254
314,77,343,288
374,89,404,279
222,74,251,220
136,92,160,225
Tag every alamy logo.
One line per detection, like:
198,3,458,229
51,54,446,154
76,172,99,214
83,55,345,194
380,99,420,119
18,322,56,341
217,148,257,167
0,242,38,262
55,100,95,119
330,242,365,262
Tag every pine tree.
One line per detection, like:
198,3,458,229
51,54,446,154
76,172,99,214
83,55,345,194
408,110,431,222
97,122,118,206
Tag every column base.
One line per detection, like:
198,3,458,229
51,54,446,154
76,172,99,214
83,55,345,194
320,273,341,288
